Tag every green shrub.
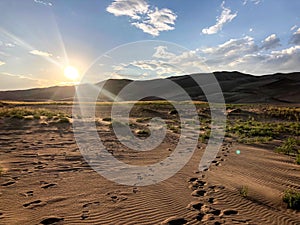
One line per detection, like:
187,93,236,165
283,189,300,210
57,117,70,124
199,129,211,143
239,186,249,198
275,137,299,155
136,117,151,123
296,154,300,165
136,129,150,136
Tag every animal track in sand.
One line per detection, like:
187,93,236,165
20,190,34,197
81,201,100,220
41,183,57,189
23,200,46,209
40,217,64,225
1,180,16,186
161,216,188,225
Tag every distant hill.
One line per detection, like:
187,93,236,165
0,71,299,104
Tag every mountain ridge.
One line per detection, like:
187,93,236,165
0,71,299,104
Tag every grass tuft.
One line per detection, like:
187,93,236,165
239,186,249,198
283,189,300,210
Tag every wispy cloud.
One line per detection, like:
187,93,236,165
30,50,52,57
290,25,297,31
34,0,52,7
290,28,300,45
106,0,177,36
0,60,5,66
260,34,281,50
243,0,261,5
202,1,237,35
5,43,15,47
200,36,258,58
0,72,50,90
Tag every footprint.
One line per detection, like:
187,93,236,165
41,183,57,189
186,201,203,210
23,200,46,209
1,181,16,186
81,212,89,220
222,209,238,216
191,189,206,197
20,190,34,197
210,208,221,216
201,214,215,222
40,217,64,224
207,197,214,204
161,216,187,225
187,177,198,182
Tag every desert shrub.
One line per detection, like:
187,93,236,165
0,107,60,119
265,107,300,121
239,186,249,198
275,137,300,155
136,117,151,123
199,129,211,143
136,129,150,136
283,189,300,210
168,124,180,133
296,154,300,165
56,117,70,124
238,136,273,144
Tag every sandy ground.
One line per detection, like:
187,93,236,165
0,107,300,225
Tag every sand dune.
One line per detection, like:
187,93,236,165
0,71,299,103
1,104,299,224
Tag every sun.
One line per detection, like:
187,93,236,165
64,66,79,81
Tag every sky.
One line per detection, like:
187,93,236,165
0,0,300,90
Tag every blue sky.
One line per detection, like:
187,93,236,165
0,0,300,90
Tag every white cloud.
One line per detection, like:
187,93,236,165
271,45,300,56
111,46,208,79
243,0,261,5
30,50,52,57
260,34,280,50
290,28,300,45
0,61,5,66
202,1,237,35
34,0,52,6
201,36,258,58
5,43,15,47
107,0,177,36
290,25,297,31
106,0,148,20
153,46,176,59
113,60,184,78
199,35,300,74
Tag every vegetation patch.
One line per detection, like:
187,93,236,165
239,186,249,198
283,189,300,210
275,137,300,156
0,107,64,120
